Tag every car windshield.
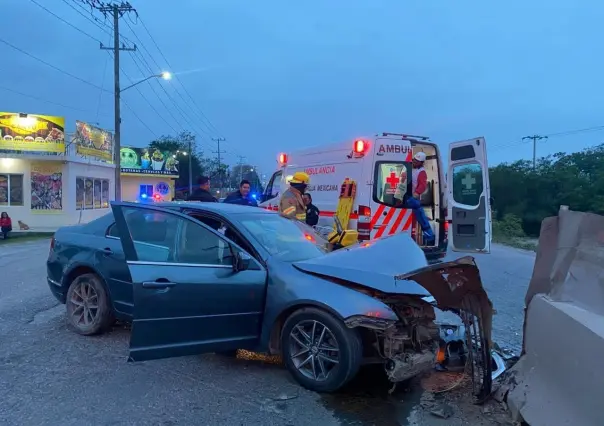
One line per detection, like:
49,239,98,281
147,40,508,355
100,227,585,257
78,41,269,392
239,214,328,262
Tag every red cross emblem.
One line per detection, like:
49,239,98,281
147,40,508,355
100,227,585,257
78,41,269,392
386,172,400,188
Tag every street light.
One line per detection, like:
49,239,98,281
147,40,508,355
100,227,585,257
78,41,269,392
113,70,172,201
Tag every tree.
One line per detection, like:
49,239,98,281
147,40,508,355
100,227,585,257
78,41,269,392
228,164,263,193
149,131,205,189
489,144,604,236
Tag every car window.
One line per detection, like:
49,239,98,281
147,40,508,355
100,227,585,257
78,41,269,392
107,223,120,238
451,163,484,207
120,207,230,266
240,214,327,262
373,161,411,208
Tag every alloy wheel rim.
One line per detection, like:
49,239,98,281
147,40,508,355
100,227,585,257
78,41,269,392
69,281,99,328
289,320,340,381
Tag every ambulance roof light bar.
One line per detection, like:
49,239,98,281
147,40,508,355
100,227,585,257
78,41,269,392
381,132,431,142
278,153,288,165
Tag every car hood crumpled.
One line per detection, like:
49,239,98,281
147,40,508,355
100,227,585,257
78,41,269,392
293,232,432,296
294,233,493,336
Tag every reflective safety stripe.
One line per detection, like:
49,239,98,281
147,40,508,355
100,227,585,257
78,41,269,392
295,214,306,220
283,206,296,215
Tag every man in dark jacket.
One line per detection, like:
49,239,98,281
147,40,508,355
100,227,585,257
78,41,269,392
303,193,320,227
223,180,258,207
187,176,217,202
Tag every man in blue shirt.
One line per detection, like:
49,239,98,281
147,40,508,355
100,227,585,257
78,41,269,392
223,180,258,207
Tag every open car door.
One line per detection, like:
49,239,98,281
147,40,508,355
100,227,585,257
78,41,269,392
110,201,267,362
447,137,491,253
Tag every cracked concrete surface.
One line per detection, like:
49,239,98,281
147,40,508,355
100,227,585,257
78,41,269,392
0,239,533,425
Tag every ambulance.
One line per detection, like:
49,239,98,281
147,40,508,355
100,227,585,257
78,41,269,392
258,133,491,262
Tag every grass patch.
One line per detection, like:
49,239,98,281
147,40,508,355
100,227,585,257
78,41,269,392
493,235,538,252
0,233,52,245
492,213,538,252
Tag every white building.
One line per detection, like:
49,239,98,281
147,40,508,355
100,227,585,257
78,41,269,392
0,146,176,230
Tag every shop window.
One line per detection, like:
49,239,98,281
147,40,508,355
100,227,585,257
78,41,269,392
76,177,110,210
0,174,24,206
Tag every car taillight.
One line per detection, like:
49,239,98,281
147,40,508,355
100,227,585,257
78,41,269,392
444,220,449,241
356,205,371,241
49,236,55,254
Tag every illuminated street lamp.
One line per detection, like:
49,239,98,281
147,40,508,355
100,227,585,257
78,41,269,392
120,71,171,93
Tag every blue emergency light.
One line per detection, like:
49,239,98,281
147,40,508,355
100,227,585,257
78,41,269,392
139,184,154,201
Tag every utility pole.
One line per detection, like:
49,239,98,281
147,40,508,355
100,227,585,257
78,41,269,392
522,135,548,169
211,137,226,193
98,2,137,201
236,155,247,183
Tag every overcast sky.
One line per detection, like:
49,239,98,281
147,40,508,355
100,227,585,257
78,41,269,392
2,0,602,176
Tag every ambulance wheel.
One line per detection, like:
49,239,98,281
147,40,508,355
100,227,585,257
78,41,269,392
281,307,362,393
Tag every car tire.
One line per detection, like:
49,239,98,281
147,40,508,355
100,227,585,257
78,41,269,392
281,307,362,393
66,273,114,336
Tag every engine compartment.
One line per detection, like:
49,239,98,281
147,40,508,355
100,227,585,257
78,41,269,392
346,295,441,383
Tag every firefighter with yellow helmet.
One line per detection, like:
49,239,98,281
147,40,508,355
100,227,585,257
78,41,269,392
279,171,309,222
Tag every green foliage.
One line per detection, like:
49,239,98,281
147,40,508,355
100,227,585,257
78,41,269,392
489,144,604,236
492,214,525,238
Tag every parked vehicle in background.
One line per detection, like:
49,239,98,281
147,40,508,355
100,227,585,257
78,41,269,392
46,201,493,394
259,133,492,262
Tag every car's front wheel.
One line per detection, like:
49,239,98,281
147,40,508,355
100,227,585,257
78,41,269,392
281,307,362,393
66,273,114,336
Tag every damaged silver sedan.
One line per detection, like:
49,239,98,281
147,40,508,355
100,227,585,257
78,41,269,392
49,202,494,395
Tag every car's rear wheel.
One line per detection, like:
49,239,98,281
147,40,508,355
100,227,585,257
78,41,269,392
66,273,114,336
281,307,362,393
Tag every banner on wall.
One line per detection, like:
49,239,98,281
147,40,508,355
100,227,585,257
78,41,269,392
0,112,65,154
30,162,63,212
73,120,113,161
120,147,179,176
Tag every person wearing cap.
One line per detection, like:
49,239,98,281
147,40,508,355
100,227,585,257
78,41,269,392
394,152,435,243
279,171,309,222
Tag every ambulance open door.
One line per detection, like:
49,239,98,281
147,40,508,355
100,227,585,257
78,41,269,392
447,137,491,254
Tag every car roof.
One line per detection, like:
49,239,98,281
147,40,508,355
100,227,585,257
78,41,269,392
154,201,274,215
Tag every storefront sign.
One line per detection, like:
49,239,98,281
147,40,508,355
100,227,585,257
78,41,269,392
0,112,65,154
120,147,179,176
73,120,113,161
30,162,63,212
155,182,171,195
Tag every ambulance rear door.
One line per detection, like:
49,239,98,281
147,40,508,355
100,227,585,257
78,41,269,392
447,137,491,253
368,137,414,239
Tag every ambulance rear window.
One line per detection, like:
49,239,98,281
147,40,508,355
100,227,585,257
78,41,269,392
373,161,412,207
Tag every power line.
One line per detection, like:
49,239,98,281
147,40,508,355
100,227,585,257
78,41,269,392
136,14,224,139
0,83,110,117
29,0,101,43
0,37,110,93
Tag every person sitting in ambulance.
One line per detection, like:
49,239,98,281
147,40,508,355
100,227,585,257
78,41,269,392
279,172,309,222
394,152,435,244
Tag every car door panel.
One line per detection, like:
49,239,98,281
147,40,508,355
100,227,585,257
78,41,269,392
129,263,265,361
110,202,267,363
447,137,491,253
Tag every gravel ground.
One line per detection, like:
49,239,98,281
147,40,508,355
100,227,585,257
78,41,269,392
0,239,534,425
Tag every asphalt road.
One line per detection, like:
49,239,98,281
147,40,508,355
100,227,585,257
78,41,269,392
0,238,533,426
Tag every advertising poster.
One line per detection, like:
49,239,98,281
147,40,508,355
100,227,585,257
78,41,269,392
30,162,63,212
0,112,65,154
73,120,113,161
120,147,179,176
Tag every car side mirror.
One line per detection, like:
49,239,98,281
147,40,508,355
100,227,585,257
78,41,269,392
233,250,251,272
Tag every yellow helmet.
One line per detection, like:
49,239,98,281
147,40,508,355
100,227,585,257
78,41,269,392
290,171,310,184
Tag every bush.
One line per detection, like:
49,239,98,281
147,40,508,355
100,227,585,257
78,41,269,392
493,214,525,239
